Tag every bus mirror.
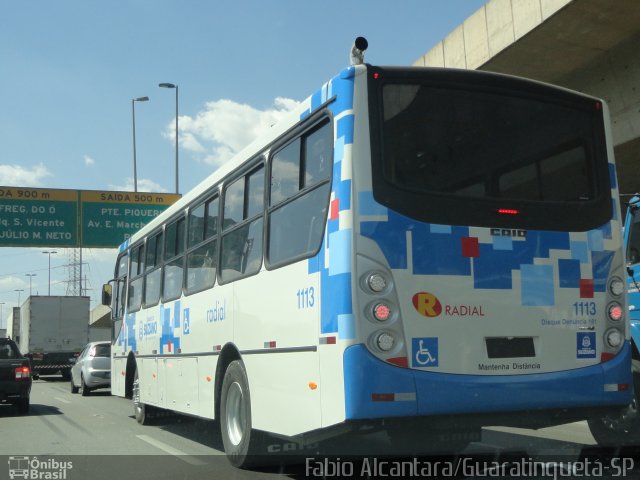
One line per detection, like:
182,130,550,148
102,284,112,306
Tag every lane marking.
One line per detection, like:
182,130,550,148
54,397,71,404
136,435,208,465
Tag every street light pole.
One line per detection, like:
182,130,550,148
42,250,57,296
0,302,5,328
25,274,36,297
15,289,24,307
159,83,179,194
131,96,149,193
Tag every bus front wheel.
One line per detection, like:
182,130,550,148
220,360,264,468
133,368,152,425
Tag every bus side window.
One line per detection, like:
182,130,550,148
185,195,219,295
267,119,332,267
186,241,217,293
163,216,186,301
220,164,264,283
304,123,332,186
144,231,163,306
127,244,144,312
271,139,300,205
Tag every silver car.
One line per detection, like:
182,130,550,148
70,341,111,396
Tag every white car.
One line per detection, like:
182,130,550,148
70,341,111,396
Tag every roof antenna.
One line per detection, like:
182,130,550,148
350,36,368,66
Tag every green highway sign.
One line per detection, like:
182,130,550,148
0,187,181,248
81,191,181,248
0,187,79,247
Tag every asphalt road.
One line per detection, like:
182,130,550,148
0,377,636,480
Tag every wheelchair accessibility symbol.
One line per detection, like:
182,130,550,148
412,337,439,367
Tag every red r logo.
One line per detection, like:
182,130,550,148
412,292,442,317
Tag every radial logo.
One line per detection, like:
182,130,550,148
412,292,442,317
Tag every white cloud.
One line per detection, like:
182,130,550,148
0,276,27,293
84,155,96,167
0,163,51,186
167,96,301,168
108,178,167,193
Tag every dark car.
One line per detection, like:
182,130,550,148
70,341,111,396
0,338,32,414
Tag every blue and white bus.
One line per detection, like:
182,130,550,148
104,39,632,466
612,195,640,444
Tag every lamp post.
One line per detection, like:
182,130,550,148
42,250,57,296
0,302,5,328
131,96,149,192
159,83,179,194
25,274,36,297
15,289,24,307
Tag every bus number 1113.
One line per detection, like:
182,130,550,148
297,287,316,309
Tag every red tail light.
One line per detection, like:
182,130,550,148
15,366,30,380
498,208,519,215
601,352,615,363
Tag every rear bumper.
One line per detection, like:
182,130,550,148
0,380,31,403
29,352,78,372
84,368,111,388
344,342,633,423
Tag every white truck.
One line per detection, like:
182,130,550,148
6,307,20,340
7,296,90,379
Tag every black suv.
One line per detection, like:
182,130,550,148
0,338,32,414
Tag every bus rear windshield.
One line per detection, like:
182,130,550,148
370,68,611,231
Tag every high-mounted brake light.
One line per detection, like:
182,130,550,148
497,208,519,215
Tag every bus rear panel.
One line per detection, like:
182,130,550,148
338,66,630,430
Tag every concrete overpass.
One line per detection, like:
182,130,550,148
413,0,640,199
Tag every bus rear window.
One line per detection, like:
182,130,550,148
370,68,611,231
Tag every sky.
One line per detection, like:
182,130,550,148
0,0,487,327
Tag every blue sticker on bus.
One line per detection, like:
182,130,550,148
576,332,596,359
412,337,439,367
183,308,190,335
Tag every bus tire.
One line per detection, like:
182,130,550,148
588,371,640,446
133,368,152,425
220,360,264,468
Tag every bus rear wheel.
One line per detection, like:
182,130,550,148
220,360,264,468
